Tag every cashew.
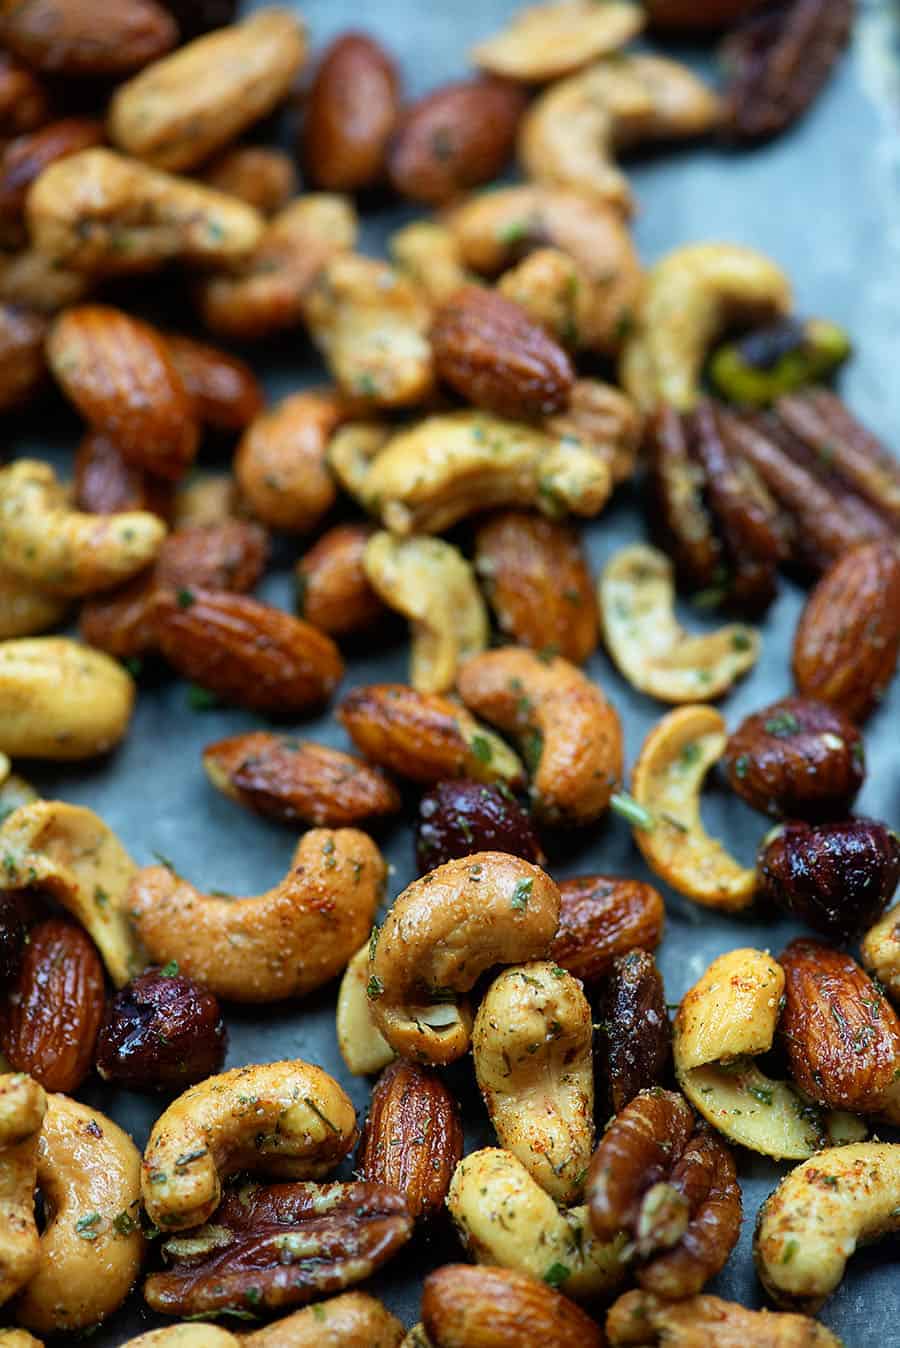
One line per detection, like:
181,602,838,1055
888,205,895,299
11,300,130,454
606,1289,843,1347
390,221,471,304
457,647,624,825
860,903,900,1003
0,642,135,761
328,423,393,506
0,801,144,985
16,1093,144,1334
448,1149,627,1301
141,1060,357,1231
174,473,238,529
129,828,385,1002
498,248,630,356
242,1294,405,1347
620,242,792,411
0,1073,45,1307
674,948,865,1159
755,1142,900,1312
520,56,720,212
471,1,644,82
369,853,560,1065
473,962,594,1205
0,568,68,640
0,460,166,597
0,1333,44,1348
629,706,757,909
600,545,759,702
544,379,642,484
336,944,396,1077
363,533,489,695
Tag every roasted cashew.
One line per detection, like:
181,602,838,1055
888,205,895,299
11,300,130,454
336,944,396,1077
629,706,757,910
0,1073,45,1307
124,1294,405,1346
861,903,900,1003
363,533,488,695
0,639,135,761
368,852,560,1065
390,221,471,304
471,1,644,83
129,828,385,1003
0,569,67,640
448,1148,626,1301
141,1060,357,1232
0,459,165,597
755,1142,900,1313
16,1093,144,1334
620,242,792,411
473,962,594,1204
328,422,393,508
674,948,865,1159
0,1332,44,1347
0,801,144,985
600,545,759,703
457,647,623,825
606,1289,843,1347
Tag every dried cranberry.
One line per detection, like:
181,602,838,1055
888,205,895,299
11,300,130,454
415,779,543,875
0,895,24,985
95,966,227,1092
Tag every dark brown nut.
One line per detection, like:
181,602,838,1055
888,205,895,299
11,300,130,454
0,302,46,413
199,144,297,215
203,732,401,827
158,0,236,41
95,966,227,1093
724,696,865,820
0,0,177,75
144,1180,413,1317
304,31,401,191
475,511,598,664
549,876,665,983
0,894,25,985
422,1264,606,1348
164,333,264,433
600,951,671,1114
388,77,526,206
723,0,854,141
544,378,643,488
793,541,900,722
0,917,105,1093
296,522,386,637
646,406,723,593
153,588,344,715
645,1,758,27
73,430,174,519
0,52,49,139
415,779,543,875
79,573,159,659
0,118,104,246
431,285,574,419
47,305,199,482
235,390,342,533
606,1289,843,1346
358,1059,463,1222
778,937,900,1120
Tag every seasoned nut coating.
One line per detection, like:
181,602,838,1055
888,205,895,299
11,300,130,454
471,1,644,82
304,32,401,190
422,1264,606,1348
296,523,386,636
0,0,176,75
606,1289,843,1346
200,144,297,215
96,967,227,1093
588,1089,694,1243
549,875,665,983
415,780,543,875
600,951,671,1113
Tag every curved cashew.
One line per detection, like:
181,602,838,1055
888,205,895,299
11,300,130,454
606,1289,843,1347
473,962,594,1204
457,647,623,825
363,533,488,695
471,1,644,83
0,568,67,640
448,1148,626,1301
336,944,396,1077
368,852,560,1065
0,639,135,761
141,1060,357,1232
16,1093,144,1334
328,422,393,506
674,948,865,1159
861,903,900,1004
390,221,471,304
600,545,759,703
129,828,385,1003
629,706,757,910
0,459,165,597
0,1073,45,1307
755,1142,900,1313
620,243,792,411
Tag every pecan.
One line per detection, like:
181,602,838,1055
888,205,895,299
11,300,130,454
73,431,174,520
606,1289,843,1346
549,875,665,983
144,1180,412,1317
304,32,401,191
296,523,387,637
0,303,46,414
164,334,264,433
0,119,103,246
646,406,723,592
422,1265,606,1348
0,0,177,76
600,951,671,1113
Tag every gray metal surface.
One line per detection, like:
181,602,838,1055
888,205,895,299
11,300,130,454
13,1,900,1341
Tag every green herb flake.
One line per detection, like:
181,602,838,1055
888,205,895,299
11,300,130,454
367,975,384,1000
470,734,493,765
75,1212,101,1240
734,754,750,780
765,711,801,738
161,960,179,977
113,1210,137,1237
781,1238,798,1265
176,588,195,609
731,630,753,652
511,877,533,911
187,684,220,711
543,1261,571,1288
609,791,655,832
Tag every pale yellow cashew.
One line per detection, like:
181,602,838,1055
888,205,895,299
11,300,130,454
390,221,471,304
471,1,644,83
16,1094,144,1334
328,423,392,507
861,903,900,1003
0,1332,45,1347
0,1074,45,1308
0,639,135,761
0,568,68,641
336,944,396,1077
141,1060,357,1232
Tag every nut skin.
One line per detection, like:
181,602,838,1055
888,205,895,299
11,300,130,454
0,302,46,413
422,1264,606,1348
0,0,177,75
0,918,105,1093
758,817,900,942
549,875,665,983
600,951,671,1114
95,967,227,1093
296,523,386,637
73,431,174,520
415,780,544,875
792,540,900,722
164,333,263,433
724,696,865,820
357,1059,464,1221
431,285,575,420
0,119,104,244
304,32,401,190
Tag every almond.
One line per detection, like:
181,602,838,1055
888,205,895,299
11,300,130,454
0,53,50,139
164,333,264,433
0,118,103,245
0,918,105,1093
199,145,297,214
0,0,177,75
73,430,174,519
296,522,386,636
422,1264,606,1348
549,875,665,983
234,390,342,533
432,285,575,419
0,302,46,413
304,32,401,191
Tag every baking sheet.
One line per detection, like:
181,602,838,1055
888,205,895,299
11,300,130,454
15,0,900,1341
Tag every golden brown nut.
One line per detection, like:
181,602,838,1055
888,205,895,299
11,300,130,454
422,1264,606,1348
0,118,104,248
0,0,176,76
549,875,665,983
544,378,642,483
336,944,397,1078
164,333,263,433
606,1289,842,1346
0,640,136,760
390,221,471,304
0,1071,45,1308
198,145,298,215
0,303,46,413
303,32,401,191
73,431,174,520
296,523,386,636
861,903,900,1004
0,568,68,641
471,1,644,82
243,1294,405,1348
235,390,342,532
173,473,237,529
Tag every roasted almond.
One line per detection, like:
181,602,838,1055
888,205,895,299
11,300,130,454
0,0,177,75
304,31,401,190
601,950,671,1113
73,430,174,519
0,53,50,139
296,522,386,636
422,1264,606,1348
0,302,46,413
0,118,104,245
164,333,264,432
549,875,665,983
235,390,342,533
199,145,297,215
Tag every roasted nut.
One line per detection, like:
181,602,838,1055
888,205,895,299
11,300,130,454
336,944,396,1078
544,378,642,483
123,1326,235,1347
108,9,307,172
793,540,900,722
164,334,263,433
0,919,104,1094
606,1289,842,1346
240,1293,405,1348
0,246,90,313
0,0,176,75
754,1141,900,1312
79,576,157,662
496,248,594,351
0,119,103,245
0,1071,45,1306
471,0,644,82
422,1264,606,1348
235,391,342,532
473,961,593,1204
644,405,722,593
0,304,46,413
0,639,135,760
709,317,851,407
338,683,524,788
74,431,174,520
862,903,900,1005
296,523,386,636
199,145,297,215
549,875,664,984
0,53,49,139
391,221,471,304
0,568,67,640
358,1059,463,1221
600,951,670,1113
141,1060,357,1231
415,780,543,875
173,473,236,529
368,852,560,1065
458,646,623,825
203,733,401,828
304,32,400,191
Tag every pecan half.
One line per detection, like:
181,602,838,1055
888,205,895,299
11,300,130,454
549,876,665,983
607,1289,843,1346
600,951,671,1113
646,406,723,593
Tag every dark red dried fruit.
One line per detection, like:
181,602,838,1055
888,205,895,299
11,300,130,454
600,950,671,1113
95,967,227,1092
415,779,543,875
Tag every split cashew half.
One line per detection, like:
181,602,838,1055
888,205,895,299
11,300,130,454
141,1060,357,1232
0,568,68,641
0,1073,45,1308
473,962,594,1205
129,828,385,1003
620,243,792,411
600,545,759,703
0,639,135,761
336,944,396,1077
368,852,560,1065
